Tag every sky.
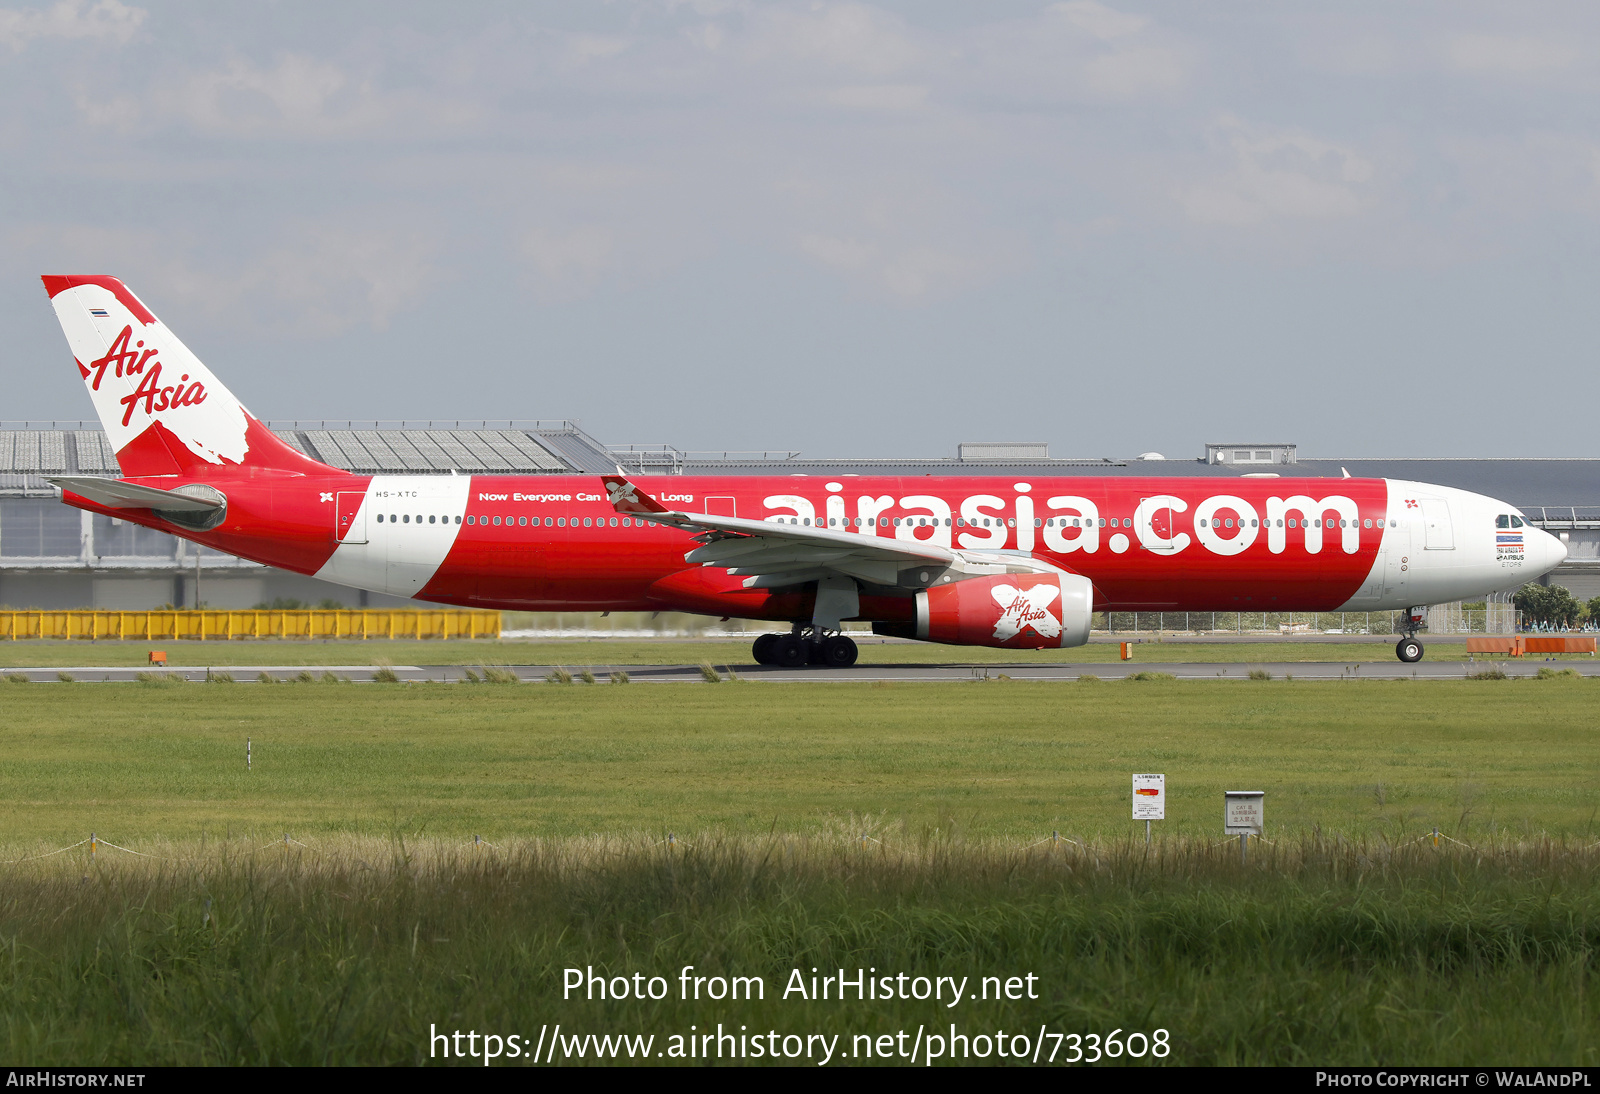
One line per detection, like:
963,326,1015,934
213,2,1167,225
2,0,1598,460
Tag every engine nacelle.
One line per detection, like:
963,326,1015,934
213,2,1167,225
893,572,1094,649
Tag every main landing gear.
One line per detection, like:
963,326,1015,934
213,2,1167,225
752,627,858,669
1395,606,1426,663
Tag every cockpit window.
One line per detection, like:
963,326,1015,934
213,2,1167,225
1495,515,1510,529
1510,515,1525,528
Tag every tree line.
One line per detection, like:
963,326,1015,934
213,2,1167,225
1513,583,1600,628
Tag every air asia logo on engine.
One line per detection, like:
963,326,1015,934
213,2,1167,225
84,326,208,427
991,584,1061,642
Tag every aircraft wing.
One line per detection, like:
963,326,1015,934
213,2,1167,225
600,474,955,589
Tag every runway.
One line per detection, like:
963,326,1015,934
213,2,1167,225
12,658,1597,683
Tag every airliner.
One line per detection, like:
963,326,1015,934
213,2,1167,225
39,275,1567,667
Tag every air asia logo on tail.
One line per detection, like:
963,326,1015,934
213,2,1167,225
43,276,250,467
990,583,1062,641
86,326,209,426
600,475,669,514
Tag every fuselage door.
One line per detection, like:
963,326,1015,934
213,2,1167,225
1421,499,1454,550
1138,496,1181,553
336,492,368,544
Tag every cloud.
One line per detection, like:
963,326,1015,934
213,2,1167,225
741,3,921,77
1176,117,1376,226
0,0,143,51
10,217,441,338
823,83,927,111
232,222,442,335
519,225,617,299
169,55,390,138
1446,33,1583,79
783,174,1020,301
959,1,1190,105
78,51,480,138
1052,1,1149,41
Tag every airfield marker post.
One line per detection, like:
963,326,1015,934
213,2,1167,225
246,737,251,772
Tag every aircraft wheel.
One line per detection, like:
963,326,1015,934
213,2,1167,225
819,635,859,668
771,635,809,668
1396,638,1424,663
752,633,777,665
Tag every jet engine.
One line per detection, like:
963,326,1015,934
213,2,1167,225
875,572,1094,649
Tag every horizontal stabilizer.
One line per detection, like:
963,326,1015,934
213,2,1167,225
47,476,223,511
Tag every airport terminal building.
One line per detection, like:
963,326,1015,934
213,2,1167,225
1,425,1594,611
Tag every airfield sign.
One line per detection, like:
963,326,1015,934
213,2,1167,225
1224,791,1265,835
1132,774,1165,820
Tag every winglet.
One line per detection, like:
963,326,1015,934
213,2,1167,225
601,474,670,514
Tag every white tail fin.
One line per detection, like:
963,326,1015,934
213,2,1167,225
41,275,330,479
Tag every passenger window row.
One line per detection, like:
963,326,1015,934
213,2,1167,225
1195,518,1396,529
367,509,1401,535
375,514,459,525
465,515,641,528
370,512,648,529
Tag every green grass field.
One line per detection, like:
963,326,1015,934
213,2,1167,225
1,838,1596,1066
0,679,1593,845
0,679,1594,1066
0,636,1582,668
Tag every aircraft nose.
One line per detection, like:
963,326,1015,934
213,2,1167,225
1537,527,1567,574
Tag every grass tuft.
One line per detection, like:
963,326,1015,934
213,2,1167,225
546,667,573,685
578,668,597,685
4,672,29,684
134,671,181,686
1248,668,1272,681
1126,671,1176,682
461,669,481,684
296,670,316,684
482,667,519,684
609,670,630,685
208,671,234,684
55,671,74,683
698,662,722,683
1536,666,1581,680
256,671,276,685
370,665,400,684
1469,668,1508,680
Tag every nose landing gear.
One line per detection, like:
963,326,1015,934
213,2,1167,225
751,627,858,668
1395,606,1427,663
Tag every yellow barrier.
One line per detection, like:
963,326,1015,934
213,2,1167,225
0,609,502,641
